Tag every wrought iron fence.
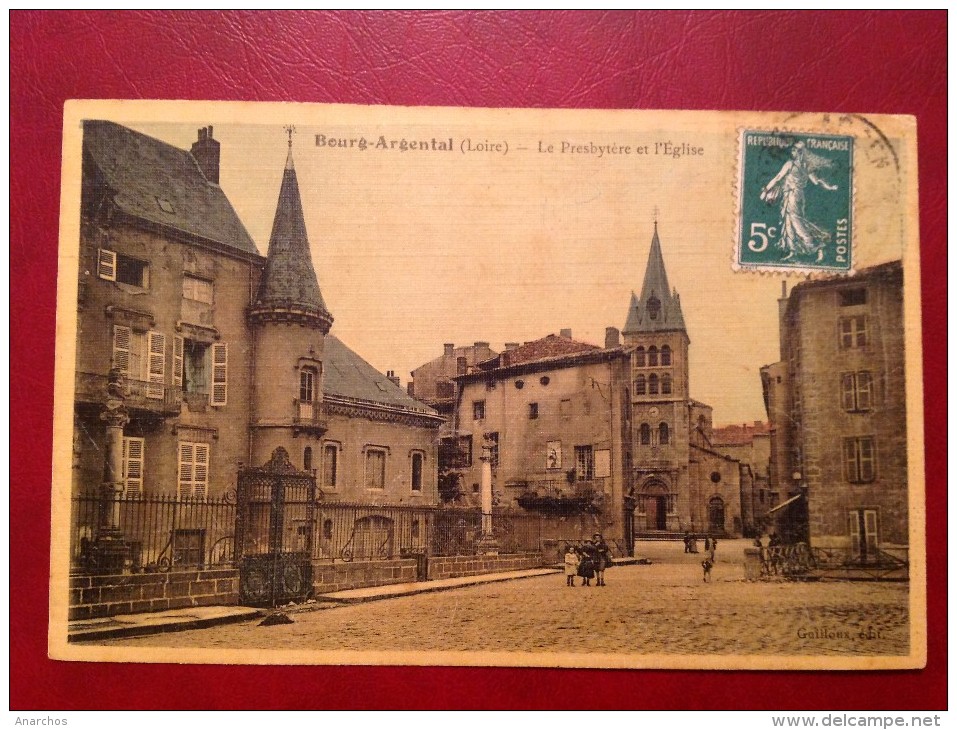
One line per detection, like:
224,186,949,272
70,492,599,574
70,491,236,574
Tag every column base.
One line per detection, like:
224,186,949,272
476,533,501,556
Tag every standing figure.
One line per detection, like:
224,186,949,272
577,541,597,587
760,141,839,260
564,545,580,587
683,530,692,553
592,533,612,587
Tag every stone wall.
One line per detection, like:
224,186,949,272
312,558,418,594
427,553,545,580
69,568,239,620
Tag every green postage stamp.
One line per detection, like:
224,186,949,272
737,130,853,273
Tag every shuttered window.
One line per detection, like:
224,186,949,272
146,331,166,399
210,343,228,406
98,248,117,281
112,325,132,375
172,336,184,388
178,442,210,499
122,437,144,496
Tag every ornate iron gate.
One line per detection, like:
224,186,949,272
235,447,317,606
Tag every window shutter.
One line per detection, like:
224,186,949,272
843,438,857,482
112,325,132,375
864,510,879,552
146,331,166,399
848,511,860,556
178,442,194,498
122,437,144,497
172,336,184,388
98,249,117,281
857,372,872,410
193,443,209,499
841,373,856,411
859,438,875,482
211,343,228,406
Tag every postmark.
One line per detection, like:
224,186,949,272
736,130,854,273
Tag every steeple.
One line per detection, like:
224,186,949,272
622,222,686,334
250,130,333,332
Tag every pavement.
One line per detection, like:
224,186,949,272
68,557,640,641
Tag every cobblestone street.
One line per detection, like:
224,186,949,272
98,540,909,658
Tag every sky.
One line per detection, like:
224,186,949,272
101,105,907,427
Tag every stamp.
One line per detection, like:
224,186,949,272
736,130,854,273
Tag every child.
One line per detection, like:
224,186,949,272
564,546,580,587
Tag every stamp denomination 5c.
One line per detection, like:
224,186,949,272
737,130,853,273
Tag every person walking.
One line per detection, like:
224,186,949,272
564,545,580,587
592,533,612,587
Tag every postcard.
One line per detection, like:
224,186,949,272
49,100,924,669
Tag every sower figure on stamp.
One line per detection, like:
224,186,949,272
760,141,838,261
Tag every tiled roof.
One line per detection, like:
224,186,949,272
712,422,771,446
323,335,437,415
82,121,259,255
479,334,600,370
255,150,331,319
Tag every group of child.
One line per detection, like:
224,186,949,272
563,534,612,587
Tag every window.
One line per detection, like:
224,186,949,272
177,442,209,498
648,346,658,366
181,339,209,394
843,436,876,483
560,399,571,419
411,452,424,492
486,432,499,468
648,374,659,395
300,368,317,403
840,288,867,307
472,482,480,494
172,529,205,567
121,436,144,496
841,372,873,412
323,443,338,488
659,422,670,445
455,435,473,468
322,519,333,540
635,375,646,395
647,296,661,320
660,345,672,366
635,347,646,368
112,326,165,399
98,249,149,288
661,374,672,395
839,316,867,349
436,380,454,399
303,446,313,472
365,448,386,489
575,445,594,481
472,400,485,420
528,402,539,419
639,423,651,445
182,274,213,304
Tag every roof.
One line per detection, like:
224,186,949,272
255,148,332,319
623,225,687,334
323,335,437,416
82,120,259,255
478,334,600,370
712,422,771,446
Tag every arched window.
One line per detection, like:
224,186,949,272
708,496,726,532
648,374,659,395
661,374,672,395
648,346,659,366
659,422,670,445
635,347,646,367
635,375,646,395
411,452,423,492
639,423,651,445
661,345,671,366
303,446,313,472
647,296,661,320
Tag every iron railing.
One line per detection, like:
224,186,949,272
70,491,236,574
75,371,182,415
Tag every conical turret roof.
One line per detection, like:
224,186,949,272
252,146,333,330
622,224,686,334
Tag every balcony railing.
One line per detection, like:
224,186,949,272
294,399,328,433
75,372,182,415
515,477,607,513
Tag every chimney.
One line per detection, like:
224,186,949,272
444,343,455,357
604,327,620,349
474,341,490,351
191,126,221,184
386,370,400,387
407,382,415,397
504,342,519,351
560,328,572,339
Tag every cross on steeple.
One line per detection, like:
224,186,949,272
284,125,296,149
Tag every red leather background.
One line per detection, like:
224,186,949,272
11,11,946,710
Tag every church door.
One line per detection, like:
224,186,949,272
655,497,668,530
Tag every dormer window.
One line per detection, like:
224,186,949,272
98,249,149,288
647,296,661,320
